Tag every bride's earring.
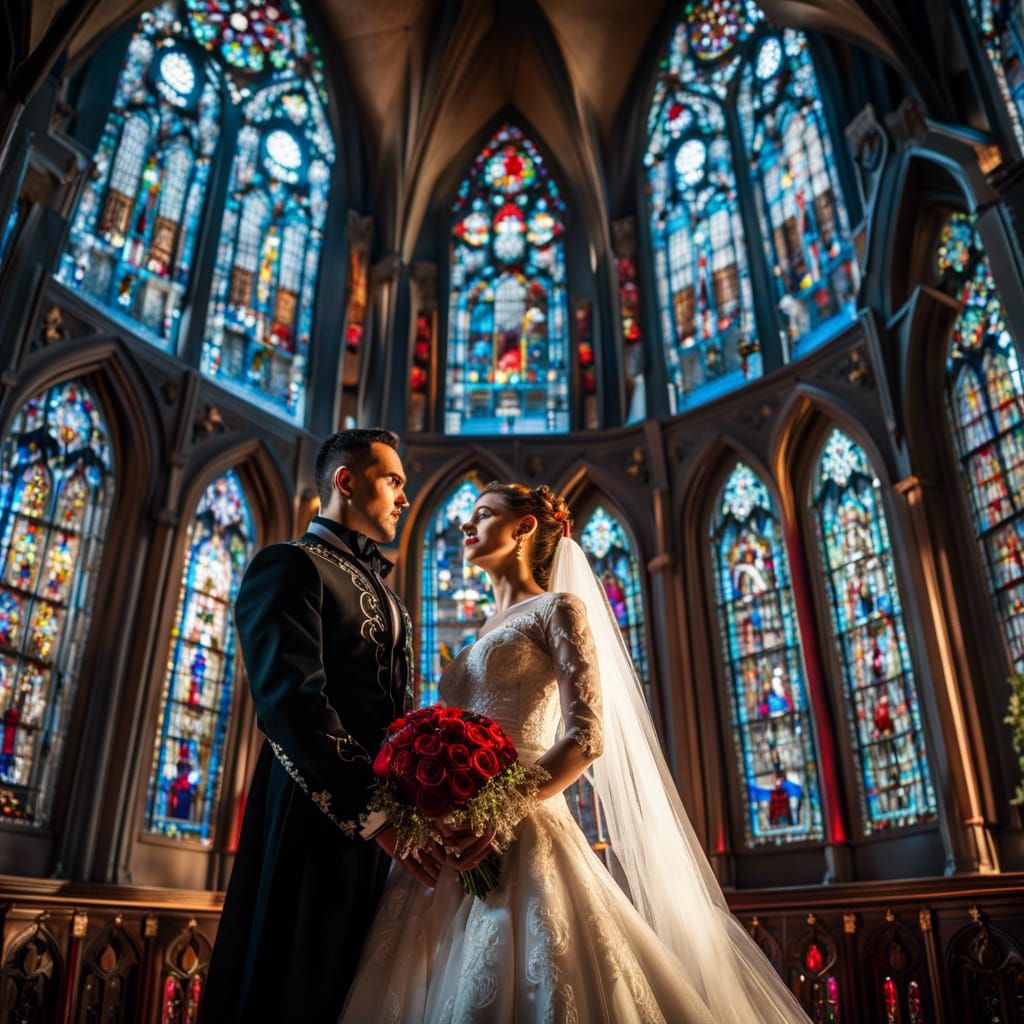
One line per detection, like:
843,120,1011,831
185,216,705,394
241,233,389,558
514,535,524,560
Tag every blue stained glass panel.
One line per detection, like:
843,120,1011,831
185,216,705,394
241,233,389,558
419,478,495,705
0,382,114,827
200,74,334,424
57,3,221,351
812,430,936,834
146,470,254,842
737,30,859,358
711,463,823,846
938,211,1024,670
446,125,570,435
579,506,650,691
970,0,1024,150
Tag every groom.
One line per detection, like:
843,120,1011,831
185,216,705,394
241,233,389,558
201,429,442,1024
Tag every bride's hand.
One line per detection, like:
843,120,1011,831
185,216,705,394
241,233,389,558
374,824,444,887
437,821,498,872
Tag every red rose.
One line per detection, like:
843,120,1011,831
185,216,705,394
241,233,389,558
415,784,451,817
386,716,409,733
413,733,442,757
440,719,468,741
438,706,463,719
415,757,447,788
470,747,501,780
445,743,471,770
465,723,495,749
448,770,477,804
391,725,417,749
487,723,508,745
392,749,417,780
372,742,395,777
497,742,516,767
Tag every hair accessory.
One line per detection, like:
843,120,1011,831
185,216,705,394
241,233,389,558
562,518,572,538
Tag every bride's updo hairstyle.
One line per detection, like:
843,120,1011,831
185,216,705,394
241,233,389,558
480,482,571,589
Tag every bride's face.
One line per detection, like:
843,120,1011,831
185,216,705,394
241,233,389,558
460,498,529,570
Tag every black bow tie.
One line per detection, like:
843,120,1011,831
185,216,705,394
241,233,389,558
348,532,394,579
313,517,394,578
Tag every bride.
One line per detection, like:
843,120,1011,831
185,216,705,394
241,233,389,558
341,482,810,1023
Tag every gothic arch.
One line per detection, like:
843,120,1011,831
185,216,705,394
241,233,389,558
76,920,141,1021
0,921,62,1022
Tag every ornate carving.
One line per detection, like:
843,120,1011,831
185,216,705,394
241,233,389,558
77,922,141,1023
42,306,68,344
144,916,159,939
843,913,858,935
834,345,874,389
846,104,886,175
885,96,928,147
0,923,61,1023
947,917,1024,1022
740,400,776,431
611,216,638,258
410,261,438,310
626,447,648,483
193,405,226,441
161,922,212,1024
919,909,932,933
72,911,89,938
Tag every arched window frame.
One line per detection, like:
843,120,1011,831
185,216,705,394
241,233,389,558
643,1,859,413
417,473,496,705
936,210,1024,673
708,460,825,848
144,469,256,844
0,381,115,829
444,123,571,437
808,427,937,835
58,0,340,428
57,6,223,352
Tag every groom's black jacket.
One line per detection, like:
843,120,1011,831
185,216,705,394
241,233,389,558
200,517,413,1024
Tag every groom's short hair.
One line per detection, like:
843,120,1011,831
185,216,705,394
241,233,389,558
315,428,400,504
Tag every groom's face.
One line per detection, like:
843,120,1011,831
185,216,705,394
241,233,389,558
335,442,409,544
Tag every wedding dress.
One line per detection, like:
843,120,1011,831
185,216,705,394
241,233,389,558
340,588,800,1023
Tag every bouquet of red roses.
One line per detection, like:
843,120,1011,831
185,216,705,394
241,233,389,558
371,705,547,899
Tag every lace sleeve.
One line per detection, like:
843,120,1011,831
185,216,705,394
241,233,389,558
544,593,604,759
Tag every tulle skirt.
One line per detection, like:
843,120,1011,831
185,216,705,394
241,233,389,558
340,796,714,1024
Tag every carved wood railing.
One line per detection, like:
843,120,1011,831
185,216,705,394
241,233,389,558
0,872,1021,1022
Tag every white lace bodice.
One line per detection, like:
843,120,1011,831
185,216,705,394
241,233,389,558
439,592,603,763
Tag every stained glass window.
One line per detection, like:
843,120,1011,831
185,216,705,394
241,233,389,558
580,506,649,688
0,382,113,827
969,0,1024,149
710,463,823,846
200,3,334,425
57,4,221,350
445,124,570,435
645,0,857,410
60,1,334,423
938,211,1024,670
419,478,495,704
812,429,936,833
738,30,859,357
146,471,254,842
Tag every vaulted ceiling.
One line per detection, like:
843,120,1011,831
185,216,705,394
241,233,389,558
21,0,968,257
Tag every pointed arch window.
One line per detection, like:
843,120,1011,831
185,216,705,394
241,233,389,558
0,382,114,827
645,1,857,411
446,124,570,435
968,0,1024,149
57,4,222,350
737,30,859,356
579,506,649,690
60,0,334,425
710,463,823,846
419,477,495,705
811,430,936,833
938,211,1024,670
145,470,254,842
201,77,334,423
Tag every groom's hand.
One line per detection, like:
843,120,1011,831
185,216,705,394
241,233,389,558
438,822,498,872
375,824,444,887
